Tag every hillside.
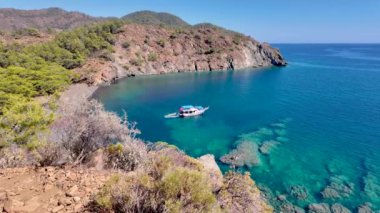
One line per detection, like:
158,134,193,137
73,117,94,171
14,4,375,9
122,10,190,27
76,23,286,85
0,7,102,31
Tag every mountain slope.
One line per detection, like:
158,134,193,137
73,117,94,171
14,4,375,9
122,10,190,27
0,7,103,31
76,23,286,85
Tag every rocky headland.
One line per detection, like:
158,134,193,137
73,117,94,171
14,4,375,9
76,23,286,85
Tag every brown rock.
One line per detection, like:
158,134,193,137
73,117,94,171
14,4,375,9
73,203,82,212
0,191,6,201
66,185,78,197
52,205,64,213
198,154,224,192
3,199,24,213
22,197,41,212
73,197,81,203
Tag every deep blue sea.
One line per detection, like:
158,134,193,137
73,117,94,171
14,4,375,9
94,44,380,211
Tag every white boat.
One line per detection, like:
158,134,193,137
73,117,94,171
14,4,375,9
165,105,209,118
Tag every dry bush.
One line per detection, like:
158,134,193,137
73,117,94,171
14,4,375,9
0,144,33,168
50,99,142,165
105,141,148,172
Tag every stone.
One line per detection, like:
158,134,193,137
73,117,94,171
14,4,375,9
43,183,54,192
0,191,6,201
23,197,41,212
52,205,64,213
58,197,72,206
73,203,82,212
3,199,24,213
73,197,81,203
198,154,224,192
66,185,78,197
277,194,287,201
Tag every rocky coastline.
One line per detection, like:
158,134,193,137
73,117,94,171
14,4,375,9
76,23,287,85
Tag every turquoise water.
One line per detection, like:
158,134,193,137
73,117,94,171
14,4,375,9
94,44,380,210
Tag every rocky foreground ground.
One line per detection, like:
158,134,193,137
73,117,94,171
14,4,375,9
0,167,110,213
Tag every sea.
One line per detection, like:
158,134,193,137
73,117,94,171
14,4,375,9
93,44,380,211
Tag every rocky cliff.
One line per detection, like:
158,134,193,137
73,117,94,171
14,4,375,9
77,23,286,85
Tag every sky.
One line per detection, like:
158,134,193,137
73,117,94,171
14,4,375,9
0,0,379,43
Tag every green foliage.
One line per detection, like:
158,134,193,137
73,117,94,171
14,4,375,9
0,20,123,70
205,36,213,45
160,168,216,211
0,21,124,147
147,52,158,61
130,57,143,66
233,35,243,45
0,66,71,101
156,39,166,48
95,155,217,212
12,28,41,37
0,95,53,147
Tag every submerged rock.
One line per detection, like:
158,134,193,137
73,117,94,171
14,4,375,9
321,175,354,199
307,203,351,213
281,202,305,213
276,136,289,142
270,122,286,129
289,185,309,200
363,173,380,200
308,203,331,213
274,128,287,136
357,203,373,213
330,203,351,213
259,140,280,155
220,141,261,168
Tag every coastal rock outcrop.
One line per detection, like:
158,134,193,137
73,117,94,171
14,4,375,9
81,23,286,85
217,172,273,212
198,154,224,192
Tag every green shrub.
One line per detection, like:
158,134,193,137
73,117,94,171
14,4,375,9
0,95,53,147
12,28,41,37
205,36,213,45
130,58,143,66
233,35,243,45
95,156,217,212
148,52,158,61
160,168,217,212
122,41,130,49
157,39,166,48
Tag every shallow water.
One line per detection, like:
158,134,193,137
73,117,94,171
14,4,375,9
94,44,380,210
